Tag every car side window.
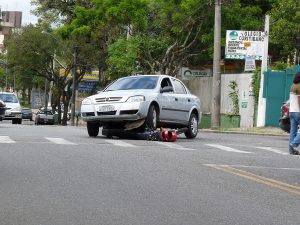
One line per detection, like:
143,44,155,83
161,78,173,89
172,79,187,94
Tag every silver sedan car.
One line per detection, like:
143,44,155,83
81,75,201,138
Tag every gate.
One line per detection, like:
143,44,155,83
263,66,300,126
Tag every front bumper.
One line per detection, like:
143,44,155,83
36,117,54,124
4,111,22,120
81,101,149,122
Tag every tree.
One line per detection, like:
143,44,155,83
4,24,78,124
61,0,272,78
59,0,214,77
269,0,300,63
31,0,93,24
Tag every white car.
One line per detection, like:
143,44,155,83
0,92,22,124
35,109,55,125
81,75,201,138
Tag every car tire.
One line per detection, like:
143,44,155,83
184,113,198,139
145,104,158,130
87,122,99,137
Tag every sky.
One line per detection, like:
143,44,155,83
0,0,38,25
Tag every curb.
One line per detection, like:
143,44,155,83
200,129,289,136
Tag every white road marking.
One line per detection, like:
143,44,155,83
205,144,252,154
104,139,137,147
155,142,195,151
0,136,16,143
255,146,289,155
45,137,77,145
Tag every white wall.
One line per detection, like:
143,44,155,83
181,73,255,128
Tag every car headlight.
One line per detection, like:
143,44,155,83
82,98,92,105
126,95,145,102
0,100,5,107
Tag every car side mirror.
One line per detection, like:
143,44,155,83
160,86,174,93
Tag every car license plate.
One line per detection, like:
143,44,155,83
98,105,115,112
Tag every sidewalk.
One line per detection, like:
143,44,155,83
202,126,288,136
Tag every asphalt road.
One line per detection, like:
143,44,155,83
0,120,300,225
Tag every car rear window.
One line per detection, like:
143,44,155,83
105,76,159,91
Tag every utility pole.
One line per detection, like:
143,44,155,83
256,15,269,127
44,79,48,111
70,45,77,126
211,0,222,129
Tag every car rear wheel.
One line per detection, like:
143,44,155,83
184,113,198,139
87,122,99,137
145,104,158,130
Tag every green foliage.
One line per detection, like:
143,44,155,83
107,36,141,79
251,69,261,105
26,0,299,80
228,80,239,115
269,0,300,60
271,61,289,70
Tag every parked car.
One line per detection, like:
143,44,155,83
35,109,55,125
0,92,22,124
0,99,6,121
21,107,33,121
279,100,290,133
81,75,201,138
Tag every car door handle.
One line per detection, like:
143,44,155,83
175,98,178,101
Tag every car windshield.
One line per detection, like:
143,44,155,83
105,76,159,91
39,110,53,115
0,93,18,103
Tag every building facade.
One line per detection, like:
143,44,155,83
0,9,22,51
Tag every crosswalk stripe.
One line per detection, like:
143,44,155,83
205,144,252,154
0,136,16,143
45,137,77,145
155,142,195,151
104,139,136,147
255,146,289,155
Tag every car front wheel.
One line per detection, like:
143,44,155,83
145,104,158,130
185,113,198,139
87,122,99,137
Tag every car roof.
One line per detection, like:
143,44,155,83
0,91,16,94
123,74,172,78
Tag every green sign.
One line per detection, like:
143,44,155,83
241,101,248,108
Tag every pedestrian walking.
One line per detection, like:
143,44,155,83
289,71,300,155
